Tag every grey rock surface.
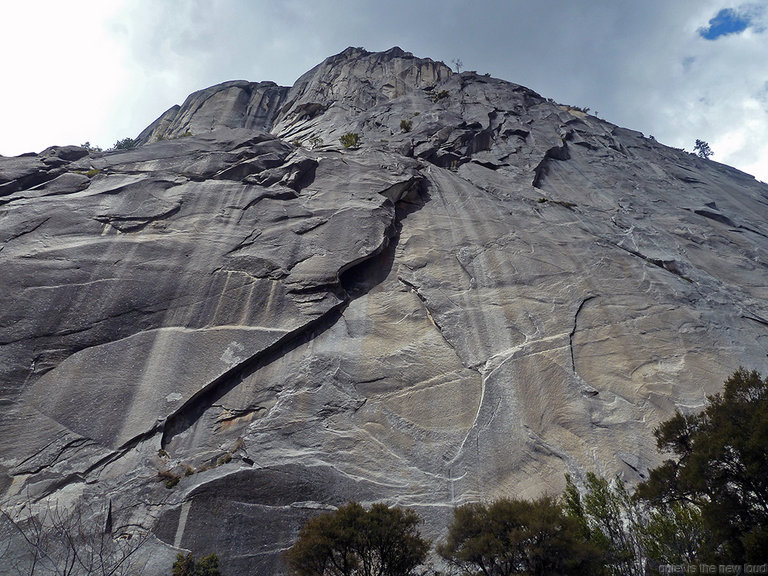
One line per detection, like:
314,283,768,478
2,46,768,575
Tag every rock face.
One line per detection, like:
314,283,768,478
2,46,768,575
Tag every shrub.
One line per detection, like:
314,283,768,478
157,469,181,489
172,552,221,576
400,119,412,133
636,368,768,562
308,136,324,149
693,139,713,159
215,453,232,466
80,141,102,153
439,495,605,576
113,137,138,150
432,90,449,103
284,501,429,576
339,132,360,149
564,473,645,575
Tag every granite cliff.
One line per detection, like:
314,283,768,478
2,46,768,575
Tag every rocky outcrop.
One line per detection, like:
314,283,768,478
135,80,290,144
1,47,767,575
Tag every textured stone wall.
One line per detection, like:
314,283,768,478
1,47,767,575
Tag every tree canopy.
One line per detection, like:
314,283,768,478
636,367,768,562
172,553,221,576
693,139,713,158
438,495,605,576
283,502,429,576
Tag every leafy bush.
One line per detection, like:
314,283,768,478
284,501,429,576
636,367,768,562
80,141,102,153
564,473,645,575
157,469,181,489
339,132,360,149
308,136,324,149
172,553,221,576
400,119,412,133
432,90,449,103
693,139,713,158
74,168,102,177
215,453,232,466
439,495,605,576
113,137,138,150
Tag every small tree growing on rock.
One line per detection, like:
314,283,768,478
113,137,138,151
339,132,361,149
693,139,713,159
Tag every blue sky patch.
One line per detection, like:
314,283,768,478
699,8,751,40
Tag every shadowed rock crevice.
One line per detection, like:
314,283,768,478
532,142,571,188
570,295,598,374
611,242,694,283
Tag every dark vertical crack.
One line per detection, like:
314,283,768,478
569,295,598,373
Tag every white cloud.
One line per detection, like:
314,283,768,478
0,1,765,182
0,1,131,153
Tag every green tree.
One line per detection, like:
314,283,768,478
113,137,138,150
172,552,220,576
438,495,605,576
636,368,768,562
80,141,102,153
640,500,704,569
565,472,704,572
284,502,429,576
564,474,643,576
693,139,713,159
339,133,360,149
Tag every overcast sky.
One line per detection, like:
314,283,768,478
1,1,766,182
